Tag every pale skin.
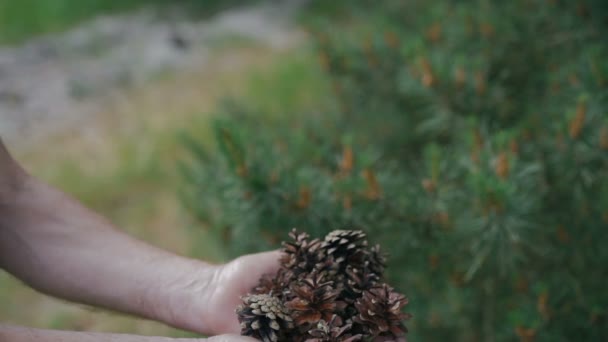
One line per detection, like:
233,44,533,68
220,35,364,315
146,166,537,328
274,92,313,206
0,139,279,341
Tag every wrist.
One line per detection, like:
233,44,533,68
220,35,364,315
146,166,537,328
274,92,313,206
0,146,27,208
142,256,220,335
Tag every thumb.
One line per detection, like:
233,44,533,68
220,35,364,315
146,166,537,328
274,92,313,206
231,250,282,295
240,250,282,275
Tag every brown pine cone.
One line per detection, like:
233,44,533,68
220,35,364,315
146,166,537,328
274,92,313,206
313,256,341,281
343,265,380,300
282,229,326,280
237,294,294,342
253,268,291,297
305,315,363,342
241,229,412,341
366,244,387,277
322,230,368,269
285,272,343,327
253,273,281,295
354,284,411,342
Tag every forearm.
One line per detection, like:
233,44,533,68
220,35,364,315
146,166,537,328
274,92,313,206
0,140,278,338
0,174,215,333
0,324,177,342
0,325,255,342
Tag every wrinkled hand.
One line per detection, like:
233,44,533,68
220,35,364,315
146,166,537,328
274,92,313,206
197,251,281,336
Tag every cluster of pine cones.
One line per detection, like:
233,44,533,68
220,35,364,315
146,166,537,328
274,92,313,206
236,229,411,342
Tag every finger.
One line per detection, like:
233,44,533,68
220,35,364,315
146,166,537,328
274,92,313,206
241,250,282,276
235,250,281,294
218,251,282,334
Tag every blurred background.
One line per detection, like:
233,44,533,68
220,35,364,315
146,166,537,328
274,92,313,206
0,0,607,341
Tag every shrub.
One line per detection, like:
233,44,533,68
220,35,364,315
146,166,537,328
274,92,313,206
181,1,608,340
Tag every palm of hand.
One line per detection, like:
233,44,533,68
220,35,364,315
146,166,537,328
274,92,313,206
203,251,281,336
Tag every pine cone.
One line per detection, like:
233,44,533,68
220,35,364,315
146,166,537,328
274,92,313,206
306,315,363,342
354,284,411,342
322,230,368,269
237,294,294,342
253,269,290,297
286,272,342,328
313,255,341,280
344,265,380,300
366,244,387,277
282,229,325,280
242,229,412,341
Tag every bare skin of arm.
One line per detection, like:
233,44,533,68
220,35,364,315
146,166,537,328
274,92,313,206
0,140,278,341
0,324,252,342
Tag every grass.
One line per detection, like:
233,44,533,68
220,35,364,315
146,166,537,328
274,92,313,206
0,41,327,336
0,0,156,44
0,0,261,45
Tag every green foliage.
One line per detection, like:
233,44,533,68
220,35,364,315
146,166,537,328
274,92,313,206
0,0,150,44
181,0,608,341
0,0,263,44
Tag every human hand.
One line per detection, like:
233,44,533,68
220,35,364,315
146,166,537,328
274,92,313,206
164,251,281,337
201,251,281,336
0,250,278,342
